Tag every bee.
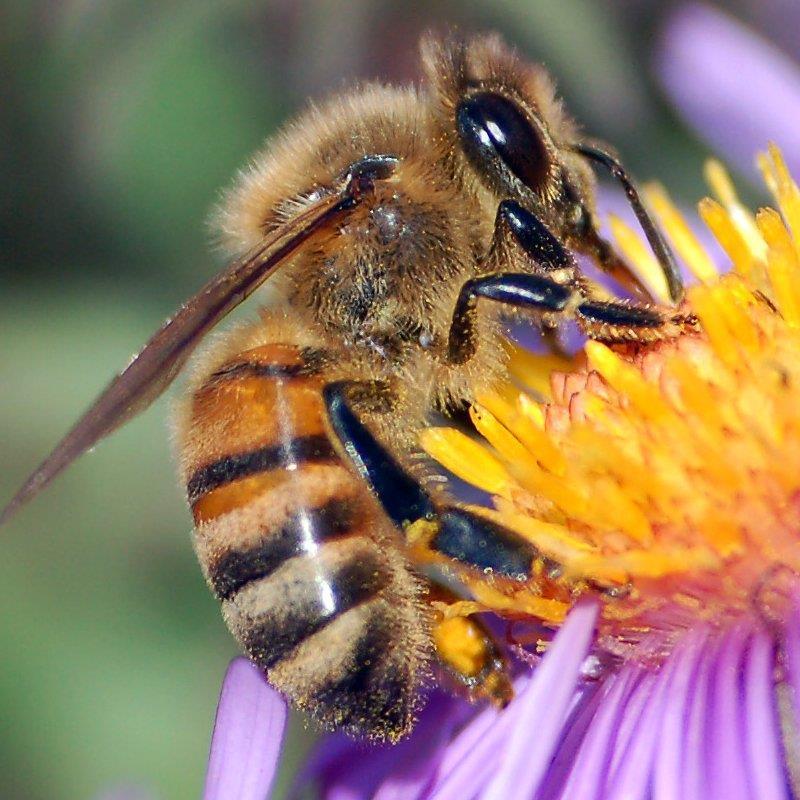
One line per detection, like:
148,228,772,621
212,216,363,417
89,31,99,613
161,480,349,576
2,33,692,741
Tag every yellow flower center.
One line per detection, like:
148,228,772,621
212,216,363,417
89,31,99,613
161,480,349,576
421,145,800,661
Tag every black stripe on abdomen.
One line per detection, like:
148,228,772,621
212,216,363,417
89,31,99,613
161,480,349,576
187,434,338,501
208,498,360,599
232,551,390,670
308,602,408,734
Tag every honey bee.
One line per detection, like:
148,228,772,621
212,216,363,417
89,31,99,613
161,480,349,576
2,33,692,741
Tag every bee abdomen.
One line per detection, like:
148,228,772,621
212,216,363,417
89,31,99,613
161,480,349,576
206,496,358,600
270,593,422,740
180,340,430,739
186,435,337,506
184,343,336,525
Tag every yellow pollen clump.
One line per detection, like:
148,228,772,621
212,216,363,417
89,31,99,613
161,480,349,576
422,146,800,658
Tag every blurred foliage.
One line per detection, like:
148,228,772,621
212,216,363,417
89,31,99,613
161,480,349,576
0,0,788,797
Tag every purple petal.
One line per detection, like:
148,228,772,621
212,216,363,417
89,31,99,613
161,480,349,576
305,736,398,800
290,733,360,798
681,631,716,800
751,1,800,65
554,664,645,800
604,671,657,783
653,627,711,800
656,3,800,182
707,625,752,800
605,650,685,800
784,594,800,729
424,600,599,800
296,694,472,800
425,684,521,800
535,683,604,800
204,657,287,800
480,598,600,800
743,629,788,799
424,689,509,798
372,695,473,800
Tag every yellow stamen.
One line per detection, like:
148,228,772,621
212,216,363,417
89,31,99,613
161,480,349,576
705,159,767,261
698,197,758,278
759,143,800,247
419,427,513,497
758,207,800,328
504,342,576,399
476,391,567,475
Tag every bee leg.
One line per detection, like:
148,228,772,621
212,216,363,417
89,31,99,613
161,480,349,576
447,270,573,365
428,582,514,708
323,383,625,701
324,381,532,704
323,383,551,579
448,200,696,364
323,380,436,529
324,380,552,582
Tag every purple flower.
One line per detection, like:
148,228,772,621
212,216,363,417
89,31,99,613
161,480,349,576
656,3,800,182
204,592,800,799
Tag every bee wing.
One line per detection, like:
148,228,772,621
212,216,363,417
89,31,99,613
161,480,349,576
1,188,357,525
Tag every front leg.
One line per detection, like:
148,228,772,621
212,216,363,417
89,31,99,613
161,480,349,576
447,200,695,365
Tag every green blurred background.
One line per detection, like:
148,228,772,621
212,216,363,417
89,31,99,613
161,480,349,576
0,1,785,797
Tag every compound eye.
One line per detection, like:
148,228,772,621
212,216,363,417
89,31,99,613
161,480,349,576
456,92,550,193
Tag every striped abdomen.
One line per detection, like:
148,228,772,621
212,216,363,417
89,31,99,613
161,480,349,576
178,342,429,740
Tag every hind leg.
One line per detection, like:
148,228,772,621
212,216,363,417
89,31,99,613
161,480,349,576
322,380,553,705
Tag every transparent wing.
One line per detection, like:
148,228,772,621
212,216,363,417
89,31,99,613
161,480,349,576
1,186,360,525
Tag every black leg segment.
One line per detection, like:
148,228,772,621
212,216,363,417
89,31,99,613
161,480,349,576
576,299,666,328
323,381,435,527
447,272,572,365
323,381,540,582
497,200,574,271
434,508,544,582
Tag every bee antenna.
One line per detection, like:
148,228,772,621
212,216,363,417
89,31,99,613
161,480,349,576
574,142,684,304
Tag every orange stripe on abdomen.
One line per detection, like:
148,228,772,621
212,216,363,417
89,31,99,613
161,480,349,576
185,343,337,525
188,344,328,474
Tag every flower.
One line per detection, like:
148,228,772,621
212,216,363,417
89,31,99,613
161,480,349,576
414,145,800,799
203,147,800,800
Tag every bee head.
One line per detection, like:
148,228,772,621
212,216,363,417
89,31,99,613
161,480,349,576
422,32,596,239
